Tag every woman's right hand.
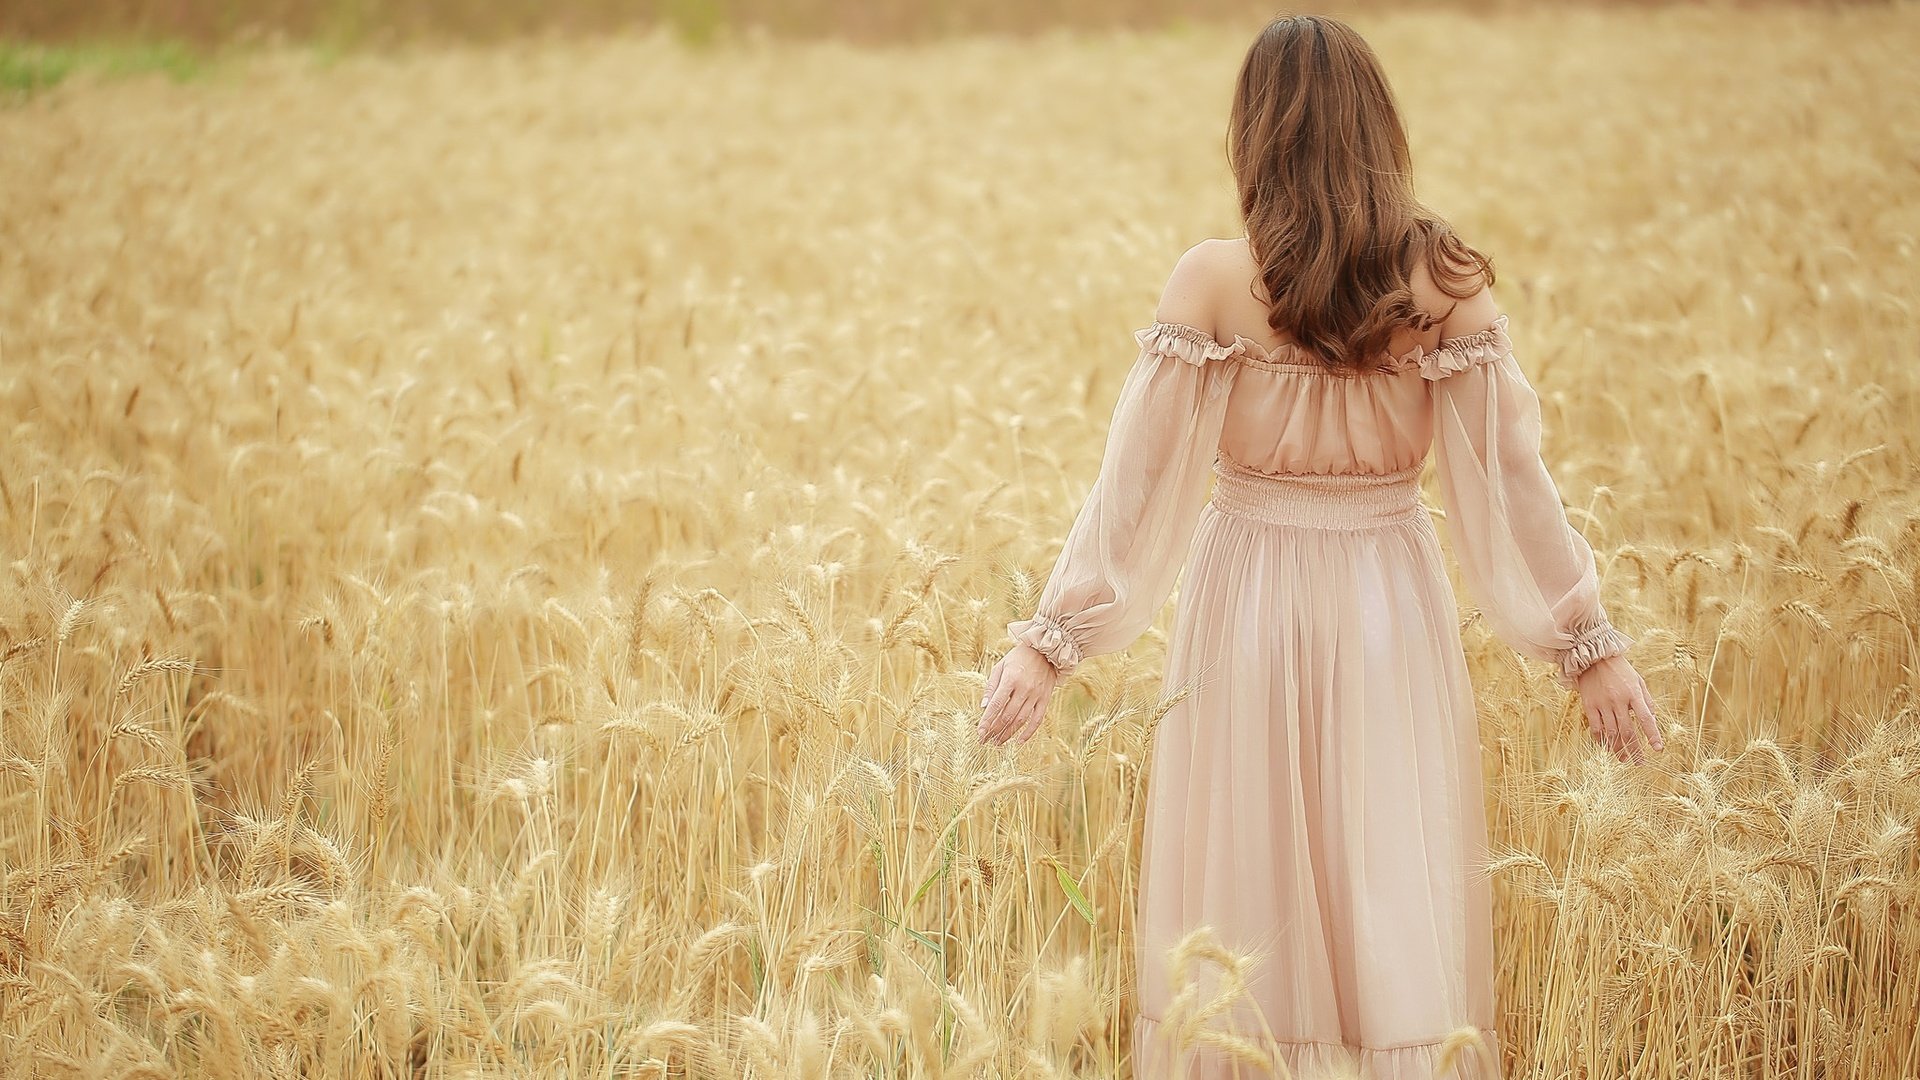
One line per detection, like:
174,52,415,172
1574,655,1664,764
977,643,1061,747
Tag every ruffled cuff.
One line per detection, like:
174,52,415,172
1404,313,1512,380
1134,322,1248,367
1007,612,1084,676
1554,618,1635,689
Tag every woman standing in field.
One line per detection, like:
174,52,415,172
975,14,1664,1079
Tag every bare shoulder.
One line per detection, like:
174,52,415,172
1407,233,1501,339
1152,237,1245,333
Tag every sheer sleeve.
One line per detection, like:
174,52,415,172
1416,314,1634,689
1005,322,1244,676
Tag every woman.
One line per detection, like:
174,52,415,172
975,14,1664,1080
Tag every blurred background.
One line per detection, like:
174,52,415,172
2,1,1916,1078
5,0,1816,48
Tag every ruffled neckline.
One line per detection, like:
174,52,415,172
1393,314,1512,380
1136,314,1512,380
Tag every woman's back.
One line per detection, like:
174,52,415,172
1146,235,1509,477
1209,234,1471,363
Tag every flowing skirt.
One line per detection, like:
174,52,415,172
1131,458,1505,1080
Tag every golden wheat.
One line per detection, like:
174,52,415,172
2,6,1917,1078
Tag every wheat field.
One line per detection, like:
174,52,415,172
2,5,1918,1077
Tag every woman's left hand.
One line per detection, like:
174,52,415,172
977,643,1061,745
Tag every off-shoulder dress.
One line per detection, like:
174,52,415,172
1006,313,1632,1079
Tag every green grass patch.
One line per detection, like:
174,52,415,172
660,0,730,48
0,39,207,101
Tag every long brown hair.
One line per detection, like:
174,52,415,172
1227,14,1494,374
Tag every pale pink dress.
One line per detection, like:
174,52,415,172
1006,313,1633,1079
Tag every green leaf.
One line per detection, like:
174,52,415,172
902,926,944,955
908,860,946,910
1055,863,1094,925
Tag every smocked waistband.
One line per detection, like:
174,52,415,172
1208,458,1428,530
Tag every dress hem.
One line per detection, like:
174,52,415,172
1131,1012,1505,1079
